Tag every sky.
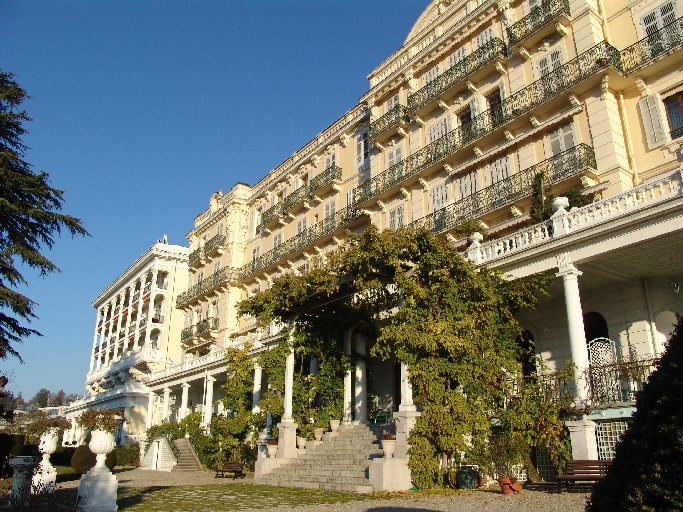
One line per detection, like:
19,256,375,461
1,0,431,400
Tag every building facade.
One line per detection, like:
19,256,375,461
65,240,188,445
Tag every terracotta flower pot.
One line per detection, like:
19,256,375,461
497,477,515,494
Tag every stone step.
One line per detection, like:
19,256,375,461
263,474,370,486
259,479,373,494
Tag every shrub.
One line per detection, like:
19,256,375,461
78,407,123,432
587,316,683,511
115,443,140,467
70,444,115,475
50,447,76,466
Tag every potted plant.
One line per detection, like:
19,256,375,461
381,433,396,459
266,438,278,458
313,427,325,441
485,433,527,494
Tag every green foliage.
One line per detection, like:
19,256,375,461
145,419,183,443
480,432,529,477
587,316,683,511
115,443,140,467
563,189,592,209
0,70,89,364
530,172,554,223
70,444,115,475
22,410,70,442
77,407,123,432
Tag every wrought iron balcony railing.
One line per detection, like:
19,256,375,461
176,266,232,309
589,358,658,405
411,144,596,234
234,204,362,282
181,326,194,343
407,38,507,114
258,166,343,228
620,16,683,74
196,317,218,336
203,233,225,255
354,42,620,205
506,0,570,46
369,105,409,140
188,248,202,266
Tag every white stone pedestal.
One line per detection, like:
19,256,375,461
394,408,420,460
32,452,56,494
368,457,412,491
566,418,599,460
276,421,298,460
9,456,37,506
77,464,118,512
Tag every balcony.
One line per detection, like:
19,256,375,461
139,316,148,328
234,204,365,282
506,0,571,50
258,166,343,230
143,284,151,296
621,16,683,76
354,42,622,207
589,358,657,406
369,104,410,143
411,145,596,234
176,266,232,309
407,38,507,117
132,292,140,303
152,315,164,324
203,233,226,259
196,317,218,337
181,326,194,343
181,318,218,346
189,248,203,267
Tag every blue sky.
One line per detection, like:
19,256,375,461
1,0,431,400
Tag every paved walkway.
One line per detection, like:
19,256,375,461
59,467,252,489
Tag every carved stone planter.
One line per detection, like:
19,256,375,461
78,429,118,512
382,439,396,459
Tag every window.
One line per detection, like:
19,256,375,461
458,108,472,127
423,64,439,86
489,155,510,186
427,115,452,143
385,93,400,113
537,48,564,95
251,245,260,263
430,181,450,212
197,271,204,284
664,92,683,139
548,123,575,156
248,210,256,238
389,203,405,230
473,26,495,50
324,199,336,219
487,88,503,127
347,187,355,207
642,1,677,57
296,216,307,234
458,170,479,199
448,45,468,68
386,144,403,170
213,261,220,274
356,129,369,169
273,231,283,249
325,152,336,170
528,0,540,12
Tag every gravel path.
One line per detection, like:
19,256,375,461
58,468,249,488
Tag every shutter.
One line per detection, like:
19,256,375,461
330,199,336,217
387,149,395,169
639,93,669,149
550,49,563,70
562,124,575,151
660,1,677,25
395,145,403,162
537,55,550,78
248,210,255,237
643,10,659,36
470,95,483,117
423,64,439,85
397,204,405,227
347,187,355,206
385,93,399,113
549,128,563,156
528,0,540,11
389,208,397,230
499,80,507,101
448,45,468,68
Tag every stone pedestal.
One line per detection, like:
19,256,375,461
9,456,37,506
256,431,268,460
254,457,286,482
276,421,299,460
78,430,118,512
566,418,599,460
368,458,412,491
394,408,420,460
33,428,59,494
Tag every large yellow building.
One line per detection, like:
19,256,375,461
72,0,683,490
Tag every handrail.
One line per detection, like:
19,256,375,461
506,0,570,46
176,266,232,308
621,16,683,74
203,233,225,255
188,248,202,265
407,38,507,114
369,105,409,140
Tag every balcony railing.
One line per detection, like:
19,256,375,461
196,317,218,336
189,248,202,266
589,358,658,405
407,38,507,114
235,204,362,282
152,315,164,324
411,145,596,234
506,0,570,46
139,316,148,327
369,105,409,140
181,326,194,343
354,42,621,206
620,16,683,74
257,166,343,228
204,233,225,255
143,284,151,295
176,266,232,309
132,292,140,303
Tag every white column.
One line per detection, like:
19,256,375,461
90,311,101,373
146,392,155,429
343,329,353,423
557,263,591,404
162,387,171,423
133,278,145,351
399,362,416,412
354,336,367,423
113,294,124,361
179,383,191,420
103,304,113,367
282,348,295,422
252,364,263,414
203,376,215,425
121,406,131,442
144,271,156,347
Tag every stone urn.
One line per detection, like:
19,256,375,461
266,443,278,458
329,420,340,433
78,429,118,512
313,428,324,441
296,436,307,450
382,439,396,459
89,429,117,468
33,428,59,493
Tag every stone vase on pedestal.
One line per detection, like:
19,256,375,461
9,456,37,507
266,443,278,458
77,429,118,512
33,428,59,494
296,436,307,450
381,439,396,459
329,420,340,433
313,428,324,441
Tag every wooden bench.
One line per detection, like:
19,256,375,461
214,461,246,479
556,460,610,493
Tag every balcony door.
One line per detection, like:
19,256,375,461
642,1,678,58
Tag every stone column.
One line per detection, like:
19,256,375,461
343,329,353,424
143,271,156,347
146,392,155,429
354,336,367,423
121,406,131,442
309,357,319,375
557,262,591,405
277,327,298,460
113,294,124,361
162,388,171,423
90,311,101,373
394,362,420,459
179,383,191,420
103,304,113,367
203,376,215,426
252,364,263,414
133,278,145,351
282,349,295,423
566,419,599,460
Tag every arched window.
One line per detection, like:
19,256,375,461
584,312,609,343
516,330,536,376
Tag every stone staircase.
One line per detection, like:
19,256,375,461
173,437,202,471
258,422,393,493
